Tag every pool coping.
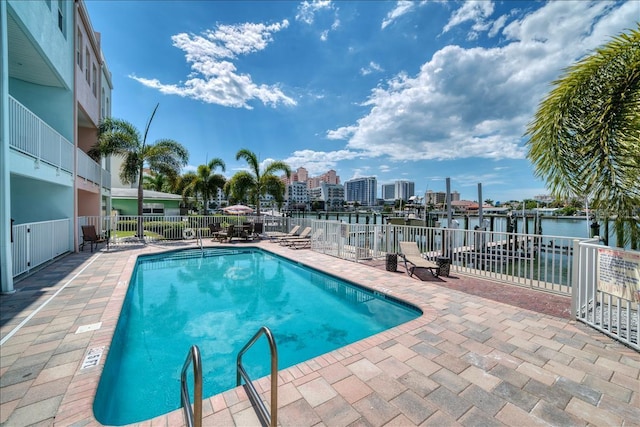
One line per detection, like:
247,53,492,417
1,239,638,426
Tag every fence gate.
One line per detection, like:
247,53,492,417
572,239,639,350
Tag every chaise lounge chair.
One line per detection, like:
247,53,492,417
267,225,301,242
80,225,106,252
285,229,323,250
278,227,312,245
398,241,439,278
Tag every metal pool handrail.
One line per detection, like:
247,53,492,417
197,227,203,256
181,345,202,427
237,326,278,427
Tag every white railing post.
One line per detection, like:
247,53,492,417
571,239,581,318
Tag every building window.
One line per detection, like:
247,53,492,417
92,64,98,96
85,49,90,83
101,88,105,117
77,30,83,69
57,0,65,35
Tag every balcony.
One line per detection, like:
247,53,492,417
77,148,111,191
9,95,110,190
9,95,73,173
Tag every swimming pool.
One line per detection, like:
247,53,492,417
93,247,421,425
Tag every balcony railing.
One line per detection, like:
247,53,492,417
77,148,103,188
8,95,73,172
9,95,111,190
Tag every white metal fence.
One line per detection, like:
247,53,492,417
572,239,639,350
12,219,72,277
79,215,288,245
292,219,578,295
14,215,637,349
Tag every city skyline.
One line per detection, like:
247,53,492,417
85,1,637,201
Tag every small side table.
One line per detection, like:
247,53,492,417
386,254,398,272
436,256,451,277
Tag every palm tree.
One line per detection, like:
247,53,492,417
224,149,291,216
90,104,189,238
175,171,198,212
143,172,169,192
185,158,226,214
525,26,639,248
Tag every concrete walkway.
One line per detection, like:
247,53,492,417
1,240,638,426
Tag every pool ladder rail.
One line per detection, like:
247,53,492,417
180,327,278,427
237,326,279,427
181,345,202,427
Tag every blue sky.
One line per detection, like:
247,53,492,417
86,0,638,202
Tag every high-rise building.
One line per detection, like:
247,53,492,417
382,184,395,200
394,180,415,202
344,177,377,206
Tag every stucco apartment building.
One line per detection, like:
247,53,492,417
1,0,112,292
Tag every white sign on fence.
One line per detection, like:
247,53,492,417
597,248,640,302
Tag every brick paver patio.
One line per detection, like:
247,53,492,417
1,240,638,426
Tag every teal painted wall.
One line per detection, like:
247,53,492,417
8,0,74,88
7,0,74,140
11,174,74,224
10,78,74,141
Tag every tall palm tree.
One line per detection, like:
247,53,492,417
186,159,226,214
224,149,291,216
525,25,639,248
90,104,189,238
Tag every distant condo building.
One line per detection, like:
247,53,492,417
286,181,309,210
344,177,377,207
395,180,415,202
282,167,342,210
309,182,344,210
425,190,460,206
382,184,395,201
382,180,415,202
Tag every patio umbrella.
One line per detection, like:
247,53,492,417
222,204,254,215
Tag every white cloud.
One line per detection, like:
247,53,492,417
296,0,340,40
296,0,333,24
488,14,508,38
381,1,415,30
442,1,495,38
360,61,384,76
131,20,295,109
327,1,636,164
284,149,360,176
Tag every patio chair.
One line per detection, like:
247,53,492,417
252,222,264,239
267,225,301,242
278,227,312,245
217,224,235,243
398,241,439,278
208,223,222,241
80,225,106,252
286,229,323,250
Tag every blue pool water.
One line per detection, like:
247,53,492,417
93,248,421,425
